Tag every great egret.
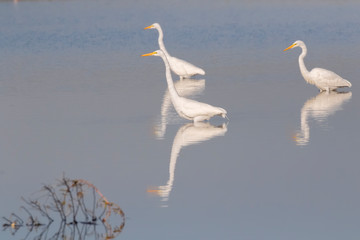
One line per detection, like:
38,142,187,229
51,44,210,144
142,50,227,122
284,40,352,91
144,23,205,79
154,78,206,139
294,91,352,146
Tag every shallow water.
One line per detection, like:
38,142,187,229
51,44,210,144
1,0,360,239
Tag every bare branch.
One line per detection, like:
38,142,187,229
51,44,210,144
2,176,125,239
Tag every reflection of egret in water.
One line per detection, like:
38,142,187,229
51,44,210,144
294,91,352,146
148,122,227,207
154,78,206,139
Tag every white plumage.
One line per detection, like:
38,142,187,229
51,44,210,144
142,50,227,122
144,23,205,79
284,40,352,91
154,78,205,139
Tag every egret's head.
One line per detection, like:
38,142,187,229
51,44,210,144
144,23,160,30
141,50,163,57
284,40,304,51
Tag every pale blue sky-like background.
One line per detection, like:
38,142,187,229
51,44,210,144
1,0,360,239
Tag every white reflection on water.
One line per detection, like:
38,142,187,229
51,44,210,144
294,91,352,146
154,78,205,139
149,122,227,207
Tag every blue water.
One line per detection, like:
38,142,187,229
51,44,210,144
1,0,360,239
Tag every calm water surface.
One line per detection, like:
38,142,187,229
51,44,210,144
1,0,360,239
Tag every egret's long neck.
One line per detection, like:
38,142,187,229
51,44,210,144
160,54,180,101
298,45,312,84
157,27,170,57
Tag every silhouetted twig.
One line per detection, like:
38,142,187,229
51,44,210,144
2,176,125,239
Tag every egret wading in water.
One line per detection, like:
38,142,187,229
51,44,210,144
154,78,205,139
142,50,227,122
144,23,205,79
284,40,352,92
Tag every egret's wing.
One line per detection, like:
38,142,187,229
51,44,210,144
311,68,348,87
180,97,220,118
170,56,205,76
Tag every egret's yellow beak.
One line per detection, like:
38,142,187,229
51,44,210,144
283,43,296,51
141,52,156,57
144,25,154,30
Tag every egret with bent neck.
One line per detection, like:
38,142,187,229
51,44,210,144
142,50,227,122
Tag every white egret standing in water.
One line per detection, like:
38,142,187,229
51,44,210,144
142,50,227,122
144,23,205,79
154,78,206,139
284,40,352,91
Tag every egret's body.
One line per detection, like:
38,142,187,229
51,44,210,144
145,23,205,79
142,50,227,122
284,40,352,91
154,78,205,139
